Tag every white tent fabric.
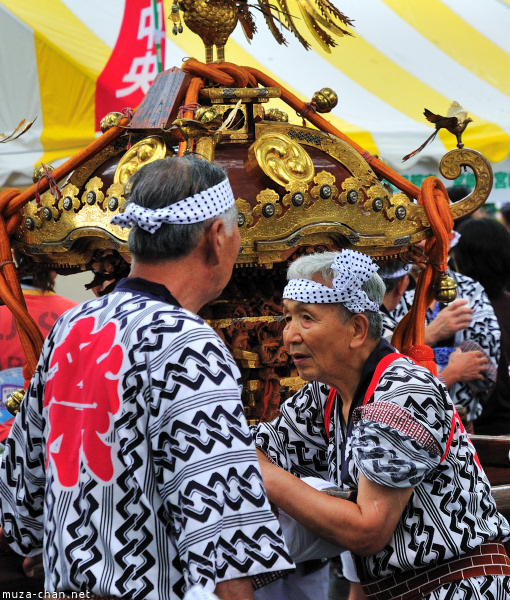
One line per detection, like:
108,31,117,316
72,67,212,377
1,0,510,205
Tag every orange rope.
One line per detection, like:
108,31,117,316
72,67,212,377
391,178,453,373
0,110,136,387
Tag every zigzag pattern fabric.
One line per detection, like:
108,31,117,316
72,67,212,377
389,271,501,422
0,278,293,599
254,340,510,597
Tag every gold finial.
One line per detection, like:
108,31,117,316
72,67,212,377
100,112,124,133
32,162,54,183
312,88,338,113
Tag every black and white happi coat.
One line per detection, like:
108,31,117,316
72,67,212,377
0,278,293,599
254,339,510,599
385,271,500,422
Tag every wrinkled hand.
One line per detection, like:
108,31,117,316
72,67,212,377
440,348,488,387
425,299,473,346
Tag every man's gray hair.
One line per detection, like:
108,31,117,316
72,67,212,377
125,154,238,261
287,251,385,339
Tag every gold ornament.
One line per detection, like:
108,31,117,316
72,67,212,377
32,163,54,183
435,273,457,303
170,0,183,35
195,106,222,126
264,108,289,122
100,112,124,133
6,389,24,416
312,88,338,113
114,136,167,186
251,132,315,188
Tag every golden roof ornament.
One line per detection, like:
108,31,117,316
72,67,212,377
170,0,354,63
312,87,338,113
100,112,125,133
33,162,54,183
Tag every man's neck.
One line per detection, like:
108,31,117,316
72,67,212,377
128,255,215,314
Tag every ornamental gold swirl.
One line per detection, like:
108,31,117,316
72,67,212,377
439,148,493,222
252,132,315,187
114,136,167,186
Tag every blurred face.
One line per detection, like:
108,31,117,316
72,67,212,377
282,298,353,388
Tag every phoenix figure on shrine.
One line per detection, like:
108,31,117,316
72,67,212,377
169,0,354,63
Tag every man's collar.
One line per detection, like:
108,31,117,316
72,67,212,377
351,338,396,409
116,277,181,307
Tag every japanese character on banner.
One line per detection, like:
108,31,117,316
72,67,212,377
116,2,166,98
44,317,123,488
95,0,166,131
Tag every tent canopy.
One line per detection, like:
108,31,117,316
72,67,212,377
1,0,510,202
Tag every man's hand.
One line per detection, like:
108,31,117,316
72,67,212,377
440,348,488,388
424,299,473,346
22,554,43,578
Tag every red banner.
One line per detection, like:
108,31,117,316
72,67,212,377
95,0,166,131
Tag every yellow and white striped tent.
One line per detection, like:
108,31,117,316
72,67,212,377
2,0,510,204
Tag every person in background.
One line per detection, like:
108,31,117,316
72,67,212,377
378,259,410,342
452,217,510,435
255,249,510,599
0,155,293,599
0,257,77,371
0,257,77,442
500,203,510,233
389,243,499,425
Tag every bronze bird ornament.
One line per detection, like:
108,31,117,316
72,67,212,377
169,0,354,63
403,101,473,162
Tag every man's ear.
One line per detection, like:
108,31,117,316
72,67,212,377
350,314,369,349
202,219,224,266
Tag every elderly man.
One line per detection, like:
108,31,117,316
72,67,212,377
255,249,510,599
0,155,293,599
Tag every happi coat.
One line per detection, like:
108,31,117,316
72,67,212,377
0,278,293,599
254,339,510,598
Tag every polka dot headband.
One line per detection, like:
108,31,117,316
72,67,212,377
283,250,380,313
111,178,235,233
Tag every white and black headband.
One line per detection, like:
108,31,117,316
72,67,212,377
379,263,411,280
111,178,235,233
283,250,380,313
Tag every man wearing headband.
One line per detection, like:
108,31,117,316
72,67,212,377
0,155,293,599
254,249,510,600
